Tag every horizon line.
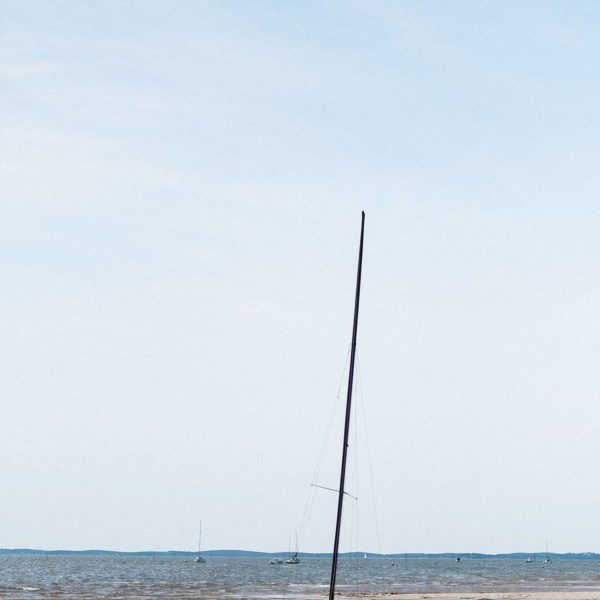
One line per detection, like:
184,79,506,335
1,548,598,557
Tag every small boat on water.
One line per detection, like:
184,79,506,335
269,557,283,565
194,521,206,564
285,529,301,564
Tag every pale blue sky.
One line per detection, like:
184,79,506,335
2,1,600,553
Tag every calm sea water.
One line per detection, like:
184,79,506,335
3,556,600,599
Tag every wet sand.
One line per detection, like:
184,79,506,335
336,594,600,600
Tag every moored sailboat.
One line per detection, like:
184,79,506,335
285,530,301,564
194,521,206,563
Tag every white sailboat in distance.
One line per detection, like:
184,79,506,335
285,529,300,564
194,521,206,563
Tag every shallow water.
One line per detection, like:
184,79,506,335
3,556,600,599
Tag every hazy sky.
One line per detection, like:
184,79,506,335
3,1,600,554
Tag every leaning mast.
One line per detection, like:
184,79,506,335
328,211,365,600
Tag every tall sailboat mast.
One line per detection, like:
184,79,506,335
328,211,365,600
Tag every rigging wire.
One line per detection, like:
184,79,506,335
297,344,352,552
278,346,352,600
356,358,383,556
321,350,379,596
338,364,361,593
353,371,360,594
313,343,353,485
343,369,358,586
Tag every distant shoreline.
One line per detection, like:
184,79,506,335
2,549,600,559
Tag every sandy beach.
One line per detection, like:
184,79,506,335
337,594,600,600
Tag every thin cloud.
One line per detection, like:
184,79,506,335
0,62,56,78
